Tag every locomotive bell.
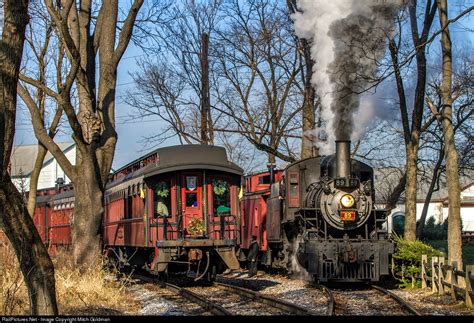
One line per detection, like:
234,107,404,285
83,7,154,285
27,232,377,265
335,140,351,178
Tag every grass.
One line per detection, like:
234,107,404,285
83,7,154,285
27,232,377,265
0,242,140,315
425,240,474,268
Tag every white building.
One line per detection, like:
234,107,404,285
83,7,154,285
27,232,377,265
10,142,76,191
375,168,474,234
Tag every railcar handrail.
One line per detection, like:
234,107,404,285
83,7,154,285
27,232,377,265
208,213,239,241
149,215,179,240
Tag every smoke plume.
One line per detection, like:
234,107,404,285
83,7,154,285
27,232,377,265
292,0,404,154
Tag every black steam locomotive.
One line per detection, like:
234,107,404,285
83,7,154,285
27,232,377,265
244,140,394,282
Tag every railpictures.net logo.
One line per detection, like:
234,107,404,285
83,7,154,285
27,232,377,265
1,318,110,323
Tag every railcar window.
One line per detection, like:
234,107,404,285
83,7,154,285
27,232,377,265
186,192,198,207
212,179,230,215
258,175,271,184
154,180,171,217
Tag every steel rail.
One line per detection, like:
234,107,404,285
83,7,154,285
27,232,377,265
320,285,335,315
214,281,317,315
165,282,232,316
310,283,335,315
133,273,232,316
311,282,336,316
371,285,421,316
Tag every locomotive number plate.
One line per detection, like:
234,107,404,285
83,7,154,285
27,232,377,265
340,211,356,221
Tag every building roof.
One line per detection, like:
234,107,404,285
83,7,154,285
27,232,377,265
374,166,474,204
10,142,76,177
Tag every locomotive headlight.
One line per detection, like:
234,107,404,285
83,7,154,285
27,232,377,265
340,194,355,208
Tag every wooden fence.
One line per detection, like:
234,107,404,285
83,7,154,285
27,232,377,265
421,255,474,309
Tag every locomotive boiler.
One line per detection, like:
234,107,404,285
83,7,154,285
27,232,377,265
241,140,394,282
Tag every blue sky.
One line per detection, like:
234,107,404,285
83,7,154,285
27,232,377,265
14,42,181,170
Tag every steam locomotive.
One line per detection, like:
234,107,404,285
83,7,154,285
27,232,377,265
240,140,394,282
5,141,393,283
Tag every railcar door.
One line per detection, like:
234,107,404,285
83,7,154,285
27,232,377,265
181,173,204,237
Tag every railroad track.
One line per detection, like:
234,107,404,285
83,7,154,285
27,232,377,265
133,273,232,315
321,284,420,316
134,272,318,315
370,285,421,316
213,281,318,315
311,283,335,315
133,272,418,316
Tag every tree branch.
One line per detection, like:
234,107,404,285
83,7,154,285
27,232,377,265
18,83,77,181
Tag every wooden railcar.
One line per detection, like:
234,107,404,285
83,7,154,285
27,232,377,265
1,144,242,283
239,169,284,262
27,186,73,254
103,145,243,282
47,189,74,254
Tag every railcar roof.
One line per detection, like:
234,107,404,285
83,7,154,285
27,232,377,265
106,145,243,190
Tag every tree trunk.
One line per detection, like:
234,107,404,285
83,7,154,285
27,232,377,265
0,178,59,315
27,143,48,216
200,32,210,145
0,0,58,315
384,172,406,211
286,0,318,159
404,143,418,241
71,155,104,266
437,0,463,269
300,39,317,159
416,145,443,238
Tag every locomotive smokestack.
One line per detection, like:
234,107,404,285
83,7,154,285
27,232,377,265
335,140,351,178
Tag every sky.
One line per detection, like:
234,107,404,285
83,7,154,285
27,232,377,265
10,0,474,171
14,42,181,171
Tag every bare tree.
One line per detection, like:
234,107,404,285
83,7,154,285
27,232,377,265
388,1,438,240
416,56,473,238
287,0,319,159
126,0,221,147
0,0,58,314
19,0,144,266
435,0,463,268
214,0,301,164
18,2,64,216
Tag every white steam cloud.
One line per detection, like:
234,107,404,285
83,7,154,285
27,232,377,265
292,0,405,155
290,235,311,281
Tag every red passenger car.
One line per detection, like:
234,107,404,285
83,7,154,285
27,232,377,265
28,186,73,254
103,145,243,282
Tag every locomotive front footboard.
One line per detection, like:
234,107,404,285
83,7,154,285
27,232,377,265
300,237,394,282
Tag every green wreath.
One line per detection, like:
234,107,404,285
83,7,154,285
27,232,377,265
188,217,205,235
212,179,228,196
155,181,169,198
